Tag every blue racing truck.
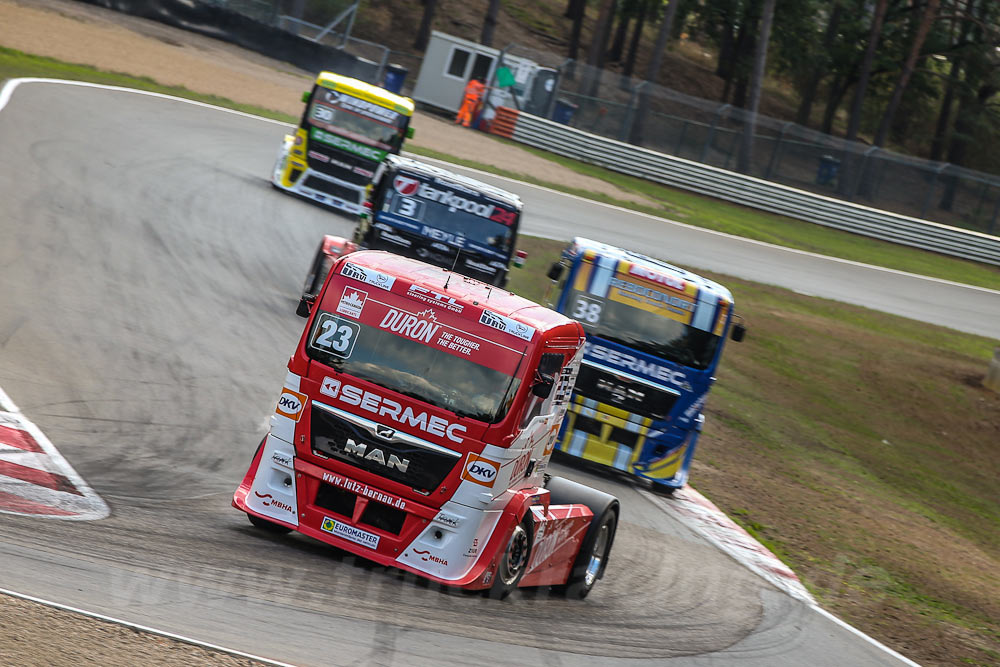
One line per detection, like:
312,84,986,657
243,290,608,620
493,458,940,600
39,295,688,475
354,155,522,287
545,238,745,493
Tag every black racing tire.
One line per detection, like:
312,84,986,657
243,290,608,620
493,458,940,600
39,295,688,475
546,476,620,599
649,482,677,497
248,513,293,534
486,518,533,600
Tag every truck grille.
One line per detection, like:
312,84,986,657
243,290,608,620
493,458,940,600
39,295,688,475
302,175,362,204
306,148,376,186
314,482,406,535
574,363,677,421
310,403,461,494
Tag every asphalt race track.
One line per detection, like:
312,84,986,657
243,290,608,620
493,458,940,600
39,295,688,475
0,80,956,665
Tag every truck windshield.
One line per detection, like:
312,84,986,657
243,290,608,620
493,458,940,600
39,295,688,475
305,310,523,423
563,287,720,370
307,88,406,152
380,178,517,254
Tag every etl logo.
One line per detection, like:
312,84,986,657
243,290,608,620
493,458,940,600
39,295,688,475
275,388,308,422
393,175,420,195
462,454,499,488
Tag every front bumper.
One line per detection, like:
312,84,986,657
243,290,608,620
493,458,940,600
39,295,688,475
233,435,510,589
272,142,366,216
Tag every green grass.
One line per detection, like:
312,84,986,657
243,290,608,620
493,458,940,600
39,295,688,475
510,235,1000,664
0,46,297,124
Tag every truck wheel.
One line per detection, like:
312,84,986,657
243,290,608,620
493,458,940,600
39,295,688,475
546,476,619,599
487,519,532,600
248,513,292,534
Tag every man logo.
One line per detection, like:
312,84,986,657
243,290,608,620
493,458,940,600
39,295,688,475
276,388,308,422
393,175,420,196
375,425,396,440
462,454,499,488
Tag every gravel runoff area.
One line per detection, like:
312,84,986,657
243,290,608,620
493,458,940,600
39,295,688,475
0,0,656,208
0,592,273,666
0,0,661,663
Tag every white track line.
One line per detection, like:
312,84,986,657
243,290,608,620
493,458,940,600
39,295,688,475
1,77,922,665
0,587,297,667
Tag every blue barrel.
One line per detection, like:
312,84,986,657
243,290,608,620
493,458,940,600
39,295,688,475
816,154,841,186
382,64,408,94
552,99,578,125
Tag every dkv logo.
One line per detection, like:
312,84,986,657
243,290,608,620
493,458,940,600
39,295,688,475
462,454,499,488
275,388,308,422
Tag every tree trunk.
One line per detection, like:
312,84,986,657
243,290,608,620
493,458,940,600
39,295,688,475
844,0,888,143
737,0,776,174
721,1,757,104
580,0,618,95
794,1,844,127
628,0,681,145
567,0,586,62
413,0,438,51
872,0,940,147
821,73,850,135
480,0,502,47
939,82,997,210
930,0,975,162
586,0,618,67
839,0,888,198
623,2,648,78
608,11,631,62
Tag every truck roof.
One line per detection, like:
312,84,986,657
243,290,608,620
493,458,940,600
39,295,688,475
316,71,415,116
567,237,734,303
341,251,580,337
384,155,522,209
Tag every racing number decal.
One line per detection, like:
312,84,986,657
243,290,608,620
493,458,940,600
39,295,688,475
571,295,603,324
392,195,424,221
316,321,354,351
309,313,360,359
397,197,418,217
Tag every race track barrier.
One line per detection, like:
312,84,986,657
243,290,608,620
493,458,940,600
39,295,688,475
489,107,1000,267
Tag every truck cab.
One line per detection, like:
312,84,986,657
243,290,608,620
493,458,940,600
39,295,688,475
356,155,522,287
235,251,619,598
272,72,415,215
547,238,745,492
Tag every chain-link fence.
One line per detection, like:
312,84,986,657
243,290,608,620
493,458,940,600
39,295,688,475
210,0,422,90
498,43,1000,236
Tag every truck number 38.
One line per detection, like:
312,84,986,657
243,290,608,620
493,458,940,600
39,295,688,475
572,296,602,324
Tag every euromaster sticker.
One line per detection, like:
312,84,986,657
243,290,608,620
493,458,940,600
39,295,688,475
321,516,380,549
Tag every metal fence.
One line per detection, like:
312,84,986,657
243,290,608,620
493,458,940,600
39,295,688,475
490,107,1000,267
210,0,420,89
499,44,1000,237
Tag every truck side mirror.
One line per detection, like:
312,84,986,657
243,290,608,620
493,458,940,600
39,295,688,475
296,296,315,318
546,262,564,282
301,91,310,104
731,322,747,342
531,377,554,398
406,126,415,139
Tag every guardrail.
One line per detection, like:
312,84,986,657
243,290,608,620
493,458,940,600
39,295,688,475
490,107,1000,267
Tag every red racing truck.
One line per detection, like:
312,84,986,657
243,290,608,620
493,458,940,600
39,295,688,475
234,251,619,598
